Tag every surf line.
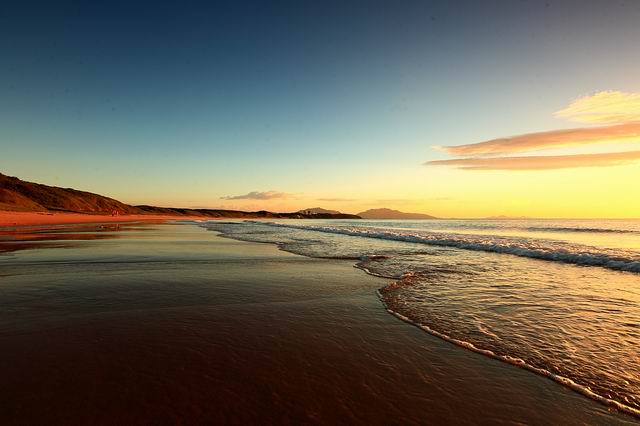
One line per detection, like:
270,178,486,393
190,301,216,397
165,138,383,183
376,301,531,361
375,289,640,420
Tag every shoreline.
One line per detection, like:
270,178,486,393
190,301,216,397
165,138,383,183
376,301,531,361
1,223,635,424
205,222,640,421
0,211,207,228
376,290,640,419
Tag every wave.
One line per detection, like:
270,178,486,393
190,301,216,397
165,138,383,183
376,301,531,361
525,226,637,234
202,220,640,418
353,220,640,235
449,224,637,234
261,223,640,274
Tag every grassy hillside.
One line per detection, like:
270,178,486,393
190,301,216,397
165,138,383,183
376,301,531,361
0,173,139,214
0,173,360,219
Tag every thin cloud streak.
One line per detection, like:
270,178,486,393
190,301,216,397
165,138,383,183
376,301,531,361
425,150,640,170
221,191,294,200
441,122,640,156
555,91,640,124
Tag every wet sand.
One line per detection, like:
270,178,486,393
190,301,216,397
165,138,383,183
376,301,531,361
0,224,636,425
0,211,202,227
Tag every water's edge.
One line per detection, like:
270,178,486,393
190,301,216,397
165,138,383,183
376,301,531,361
374,290,640,419
204,224,640,420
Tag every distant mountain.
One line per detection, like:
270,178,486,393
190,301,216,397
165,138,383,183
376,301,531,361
297,207,341,215
294,207,360,219
357,208,437,220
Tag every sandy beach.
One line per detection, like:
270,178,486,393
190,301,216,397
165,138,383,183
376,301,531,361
0,211,205,227
0,223,634,425
4,1,639,423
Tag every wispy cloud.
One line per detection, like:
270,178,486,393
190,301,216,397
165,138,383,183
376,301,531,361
435,91,640,162
555,91,640,124
221,191,294,200
426,150,640,170
317,197,356,202
440,122,640,156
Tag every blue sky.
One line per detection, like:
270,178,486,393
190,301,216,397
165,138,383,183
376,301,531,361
2,1,640,216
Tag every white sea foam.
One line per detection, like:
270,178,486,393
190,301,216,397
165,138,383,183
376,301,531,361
375,290,640,419
261,222,640,274
202,219,640,417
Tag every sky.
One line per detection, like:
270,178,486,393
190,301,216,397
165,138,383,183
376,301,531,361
2,0,640,218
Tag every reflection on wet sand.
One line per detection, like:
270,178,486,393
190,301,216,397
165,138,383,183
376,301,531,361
0,223,635,425
0,223,140,254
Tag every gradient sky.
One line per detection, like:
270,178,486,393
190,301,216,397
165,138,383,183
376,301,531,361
2,0,640,218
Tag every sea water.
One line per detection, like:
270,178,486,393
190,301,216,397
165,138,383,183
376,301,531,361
201,218,640,416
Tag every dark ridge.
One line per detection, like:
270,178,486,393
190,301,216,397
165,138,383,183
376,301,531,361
0,173,138,214
0,173,360,219
357,208,437,220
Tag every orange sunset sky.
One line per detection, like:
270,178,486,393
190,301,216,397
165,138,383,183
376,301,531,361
2,2,640,218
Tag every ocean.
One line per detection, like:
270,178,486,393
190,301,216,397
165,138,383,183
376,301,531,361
202,218,640,417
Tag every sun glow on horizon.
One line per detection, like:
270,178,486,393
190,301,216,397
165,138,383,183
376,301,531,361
3,3,640,220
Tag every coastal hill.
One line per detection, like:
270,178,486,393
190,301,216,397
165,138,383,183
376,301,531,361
297,207,341,215
136,205,360,219
0,173,360,219
357,208,437,220
0,173,137,214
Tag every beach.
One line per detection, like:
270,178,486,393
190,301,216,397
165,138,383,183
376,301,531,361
0,222,635,425
0,211,204,227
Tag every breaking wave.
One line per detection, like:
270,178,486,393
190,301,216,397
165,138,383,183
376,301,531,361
260,222,640,274
200,219,640,418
